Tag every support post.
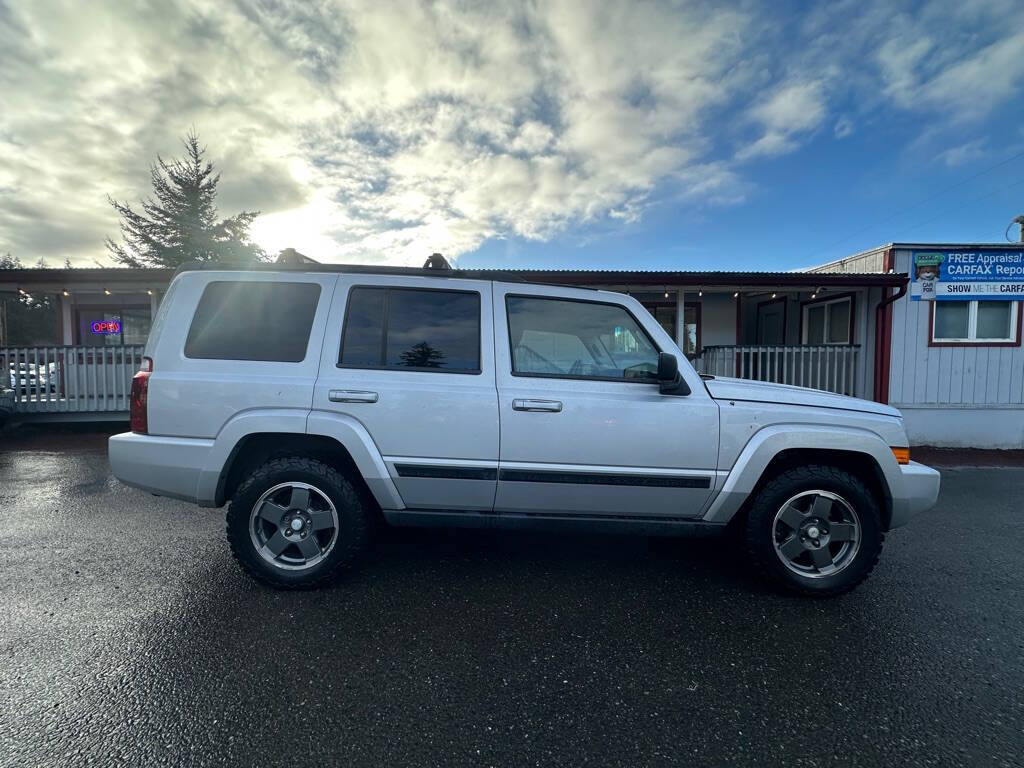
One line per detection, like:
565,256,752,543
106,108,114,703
675,290,686,354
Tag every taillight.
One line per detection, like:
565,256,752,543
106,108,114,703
130,357,153,434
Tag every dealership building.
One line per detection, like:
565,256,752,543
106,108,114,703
1,242,1021,448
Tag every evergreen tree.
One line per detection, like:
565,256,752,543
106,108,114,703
106,131,266,268
399,341,446,368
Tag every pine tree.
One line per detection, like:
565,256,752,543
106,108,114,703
106,131,266,268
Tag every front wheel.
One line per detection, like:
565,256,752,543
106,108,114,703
226,456,371,589
744,465,884,597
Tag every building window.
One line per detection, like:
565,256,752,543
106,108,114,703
78,306,152,346
338,287,481,373
802,296,852,345
931,301,1020,345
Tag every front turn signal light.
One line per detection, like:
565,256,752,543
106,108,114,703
891,447,910,465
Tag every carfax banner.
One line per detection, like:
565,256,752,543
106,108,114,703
911,249,1024,301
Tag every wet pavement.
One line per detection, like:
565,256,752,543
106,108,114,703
1,427,1022,767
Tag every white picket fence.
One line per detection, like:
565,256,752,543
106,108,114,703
2,345,146,416
694,344,861,396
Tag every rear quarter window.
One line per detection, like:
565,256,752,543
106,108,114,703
184,280,321,362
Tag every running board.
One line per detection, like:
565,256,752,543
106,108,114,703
382,509,728,538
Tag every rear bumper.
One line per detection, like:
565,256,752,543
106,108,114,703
108,432,214,503
889,461,940,529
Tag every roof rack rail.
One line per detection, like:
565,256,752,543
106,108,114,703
170,254,530,283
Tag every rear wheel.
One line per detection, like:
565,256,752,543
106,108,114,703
226,456,371,589
745,465,883,597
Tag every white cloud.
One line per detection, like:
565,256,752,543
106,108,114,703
935,139,988,167
0,0,1023,266
737,82,827,160
0,0,758,265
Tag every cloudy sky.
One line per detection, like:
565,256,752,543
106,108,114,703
1,0,1023,271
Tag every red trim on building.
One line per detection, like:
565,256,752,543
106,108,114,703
873,248,900,404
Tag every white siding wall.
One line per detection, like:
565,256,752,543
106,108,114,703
808,248,887,274
889,250,1024,448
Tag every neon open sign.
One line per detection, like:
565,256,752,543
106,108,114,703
91,320,122,335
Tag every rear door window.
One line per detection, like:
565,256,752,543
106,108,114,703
338,287,481,373
185,280,321,362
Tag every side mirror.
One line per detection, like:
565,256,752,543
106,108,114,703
657,352,678,382
656,352,690,396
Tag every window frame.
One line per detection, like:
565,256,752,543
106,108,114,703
928,300,1022,347
337,285,483,375
504,294,663,384
800,294,855,346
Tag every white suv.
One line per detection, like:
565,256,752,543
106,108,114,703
109,261,940,596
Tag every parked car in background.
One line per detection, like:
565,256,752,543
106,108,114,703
8,361,56,394
109,260,940,597
0,387,13,426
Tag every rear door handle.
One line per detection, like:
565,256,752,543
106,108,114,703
512,399,562,412
329,389,379,403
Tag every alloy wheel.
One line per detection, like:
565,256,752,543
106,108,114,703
249,482,340,571
772,490,861,579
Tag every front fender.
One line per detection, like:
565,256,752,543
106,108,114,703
701,424,902,524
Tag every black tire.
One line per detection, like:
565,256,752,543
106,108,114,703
744,464,884,597
226,456,372,589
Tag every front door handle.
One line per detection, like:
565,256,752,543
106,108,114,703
329,389,379,403
512,398,562,412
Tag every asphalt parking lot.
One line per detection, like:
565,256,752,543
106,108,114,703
1,428,1022,767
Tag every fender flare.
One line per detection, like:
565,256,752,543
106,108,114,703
305,410,405,510
194,408,404,511
196,408,310,506
701,424,901,524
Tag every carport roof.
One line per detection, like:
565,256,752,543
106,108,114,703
0,265,907,292
484,269,907,288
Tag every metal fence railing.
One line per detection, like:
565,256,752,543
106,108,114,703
693,344,861,397
2,345,146,415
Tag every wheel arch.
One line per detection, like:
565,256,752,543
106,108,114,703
735,448,891,531
704,425,900,530
196,408,404,511
216,432,378,510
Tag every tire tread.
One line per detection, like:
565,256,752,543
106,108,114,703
744,464,884,597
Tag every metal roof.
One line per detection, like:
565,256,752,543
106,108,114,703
0,264,908,290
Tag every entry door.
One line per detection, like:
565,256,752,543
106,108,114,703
315,276,499,511
757,300,786,344
492,284,719,518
